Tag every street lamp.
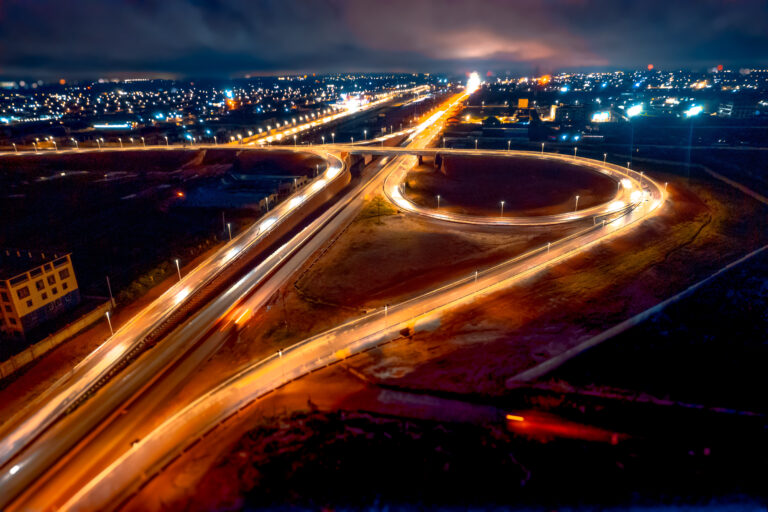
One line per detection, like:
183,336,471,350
331,132,335,144
164,136,169,147
573,147,578,159
293,135,297,146
541,142,545,154
174,259,182,281
574,195,580,211
351,136,354,143
33,141,38,153
96,138,102,150
363,129,367,140
507,140,511,151
603,153,607,164
321,135,325,144
436,195,441,210
52,140,57,151
71,138,78,149
129,137,134,146
141,137,146,147
105,311,114,336
627,161,631,169
474,139,478,150
12,143,17,153
500,200,505,217
213,135,217,145
227,222,232,241
118,137,123,149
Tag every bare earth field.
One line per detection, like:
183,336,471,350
211,195,584,371
405,155,618,217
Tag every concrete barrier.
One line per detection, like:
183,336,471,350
0,301,112,380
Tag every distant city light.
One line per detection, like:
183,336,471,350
626,104,643,117
591,111,611,123
93,123,132,129
466,72,481,94
684,105,703,117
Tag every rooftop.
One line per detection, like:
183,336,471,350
0,249,70,282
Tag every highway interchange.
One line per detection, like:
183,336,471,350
0,84,665,510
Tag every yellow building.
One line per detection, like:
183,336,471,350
0,250,80,340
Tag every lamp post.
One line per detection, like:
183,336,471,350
164,136,169,147
71,138,78,150
96,139,101,150
436,195,441,210
321,135,325,144
105,311,114,336
293,135,297,146
574,195,580,212
474,139,478,150
141,137,146,147
331,132,335,144
603,153,607,164
227,222,232,241
118,137,123,149
12,143,17,153
363,129,367,140
33,141,38,153
507,140,511,151
573,147,577,159
213,135,217,146
500,200,505,217
541,142,545,154
175,259,182,281
52,140,57,151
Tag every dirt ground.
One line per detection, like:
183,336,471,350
405,155,618,217
210,195,584,372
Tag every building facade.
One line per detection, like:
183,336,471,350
0,250,80,340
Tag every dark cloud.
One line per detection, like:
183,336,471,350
1,0,766,78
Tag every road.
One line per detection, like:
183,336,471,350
0,84,666,510
0,89,470,510
0,148,348,506
61,163,664,512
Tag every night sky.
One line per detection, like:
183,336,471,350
1,0,767,79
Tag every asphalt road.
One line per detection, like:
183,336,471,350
0,88,666,510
